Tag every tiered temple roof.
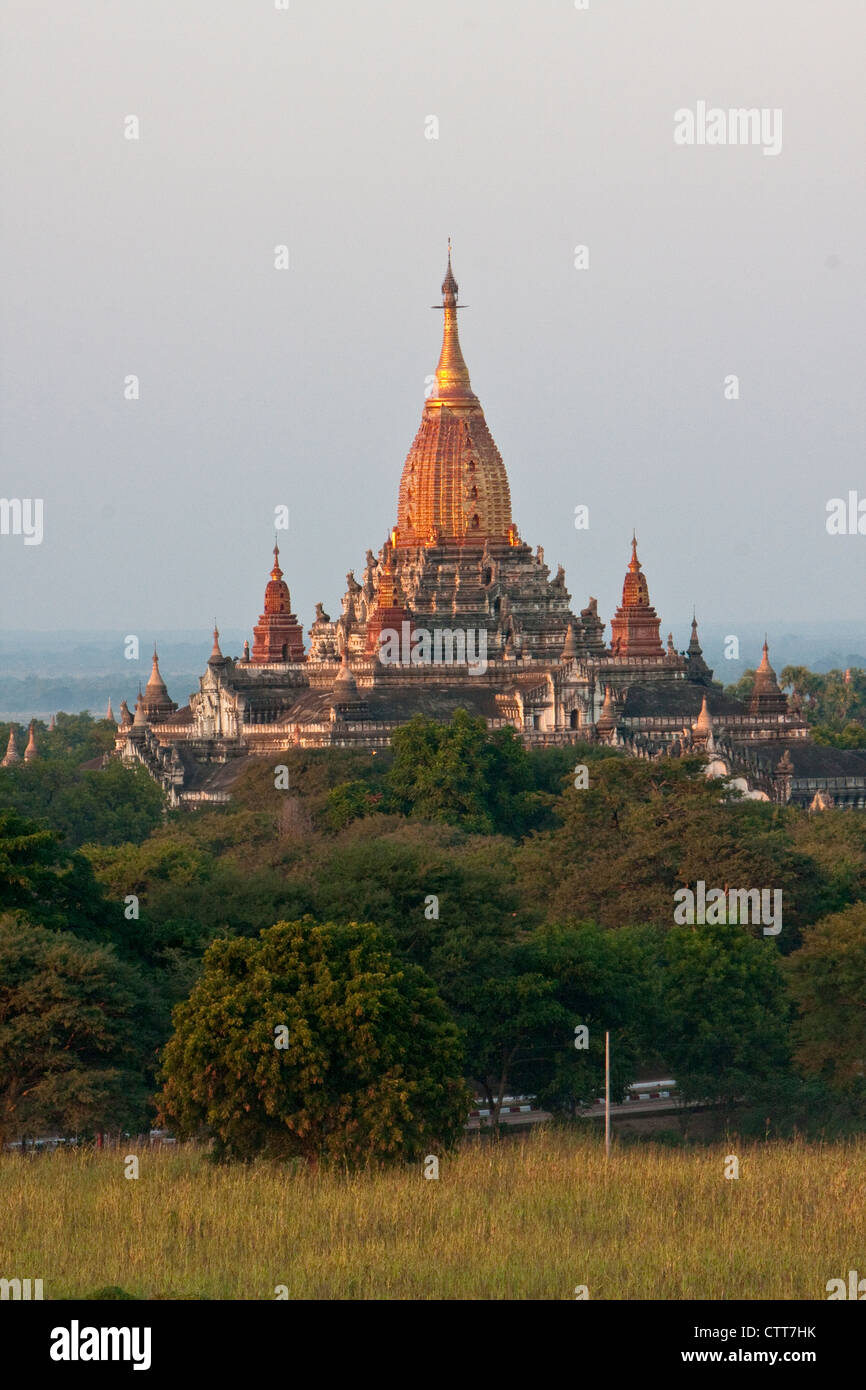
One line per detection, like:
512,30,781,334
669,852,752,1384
609,536,665,659
251,545,306,664
750,639,789,718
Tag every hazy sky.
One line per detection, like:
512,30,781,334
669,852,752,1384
1,0,863,650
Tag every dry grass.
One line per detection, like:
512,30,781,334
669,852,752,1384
1,1128,864,1300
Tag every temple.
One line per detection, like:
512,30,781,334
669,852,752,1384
107,250,866,811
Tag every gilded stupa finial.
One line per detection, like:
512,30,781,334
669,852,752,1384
431,242,475,404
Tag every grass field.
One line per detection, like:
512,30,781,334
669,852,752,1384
1,1128,864,1300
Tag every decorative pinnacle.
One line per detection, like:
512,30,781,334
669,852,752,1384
694,693,713,733
441,238,458,304
430,243,476,404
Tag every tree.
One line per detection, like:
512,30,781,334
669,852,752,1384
0,915,156,1146
788,810,866,919
459,923,661,1124
387,710,535,835
303,818,526,1006
0,712,115,768
462,958,564,1127
725,669,757,703
0,809,122,941
324,779,383,830
515,754,833,945
776,665,866,734
158,917,469,1164
785,902,866,1092
519,923,660,1114
658,922,791,1116
811,723,866,749
0,756,165,850
778,666,823,705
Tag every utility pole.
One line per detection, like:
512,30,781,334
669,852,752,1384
604,1030,611,1159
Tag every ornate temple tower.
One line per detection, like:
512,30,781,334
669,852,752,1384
691,693,715,749
749,640,789,718
139,649,178,721
685,615,713,684
395,245,512,548
366,246,579,661
608,537,665,659
23,721,38,762
251,544,306,664
365,542,412,655
1,728,19,766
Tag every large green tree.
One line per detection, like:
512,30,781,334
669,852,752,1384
658,922,791,1114
387,710,535,835
158,917,469,1164
518,923,660,1114
785,902,866,1093
461,922,659,1122
0,914,157,1146
0,809,123,941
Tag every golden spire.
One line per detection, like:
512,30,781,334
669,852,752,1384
621,535,650,606
395,249,512,545
694,693,713,734
757,637,772,673
133,686,148,726
271,538,283,581
431,242,477,404
597,685,617,731
144,647,168,700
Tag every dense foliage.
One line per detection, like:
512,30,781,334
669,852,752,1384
159,918,469,1165
2,696,866,1156
0,915,159,1146
0,714,164,848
